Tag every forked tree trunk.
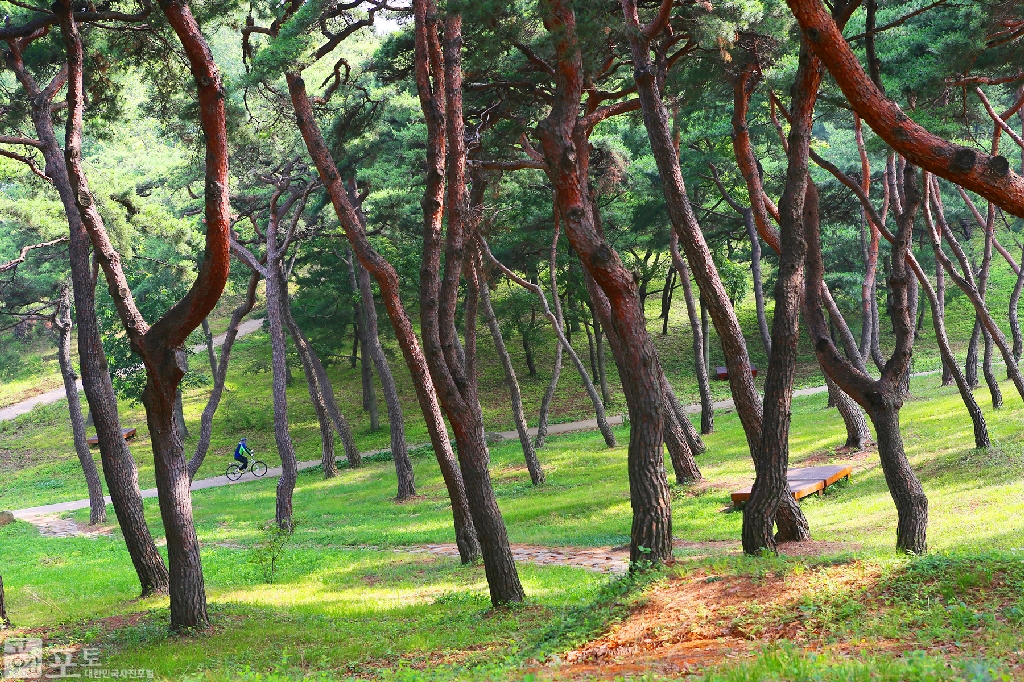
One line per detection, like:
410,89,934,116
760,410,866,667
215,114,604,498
480,264,544,484
415,6,521,602
805,162,928,555
60,0,232,628
55,283,106,525
188,271,260,480
355,259,414,499
741,39,819,555
287,71,480,564
14,20,168,599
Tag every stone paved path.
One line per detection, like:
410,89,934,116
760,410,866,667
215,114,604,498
0,318,266,422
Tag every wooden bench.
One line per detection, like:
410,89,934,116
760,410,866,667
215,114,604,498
87,427,137,447
731,464,852,507
715,365,758,380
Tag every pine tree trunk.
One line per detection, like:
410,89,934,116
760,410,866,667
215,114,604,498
670,231,714,434
19,60,167,597
593,313,612,407
355,260,415,499
938,264,954,385
55,283,107,525
188,272,260,480
966,317,981,388
868,403,928,554
535,223,564,449
415,7,521,602
480,267,544,484
288,70,480,564
660,267,674,335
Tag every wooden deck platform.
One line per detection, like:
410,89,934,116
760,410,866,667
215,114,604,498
87,427,137,447
731,464,852,506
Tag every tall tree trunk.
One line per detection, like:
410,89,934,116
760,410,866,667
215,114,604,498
288,72,480,564
415,6,522,602
355,259,415,499
979,205,1002,407
744,209,773,360
187,271,260,480
481,241,617,449
670,230,714,434
201,318,217,376
11,33,167,598
741,39,820,555
480,263,544,484
806,160,928,555
346,254,380,430
54,283,106,525
535,219,564,448
593,311,612,406
1010,244,1024,366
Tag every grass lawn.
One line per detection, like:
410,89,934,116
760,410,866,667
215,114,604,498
2,368,1024,679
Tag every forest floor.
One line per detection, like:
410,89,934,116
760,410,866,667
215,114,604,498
2,369,1023,680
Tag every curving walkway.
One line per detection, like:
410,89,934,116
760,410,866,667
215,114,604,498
0,317,266,422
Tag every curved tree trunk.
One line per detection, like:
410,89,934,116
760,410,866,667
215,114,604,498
280,277,339,479
480,264,544,484
868,402,928,553
966,318,981,388
355,259,415,499
670,230,714,434
535,219,564,449
12,29,168,599
55,283,106,525
826,376,871,450
415,7,522,603
187,271,260,480
480,242,617,451
287,71,480,564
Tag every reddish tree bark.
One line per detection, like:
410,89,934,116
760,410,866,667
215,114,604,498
7,22,167,599
287,72,480,565
58,0,231,627
414,5,524,603
540,0,673,566
786,0,1024,218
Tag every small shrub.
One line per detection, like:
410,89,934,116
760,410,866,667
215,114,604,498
249,520,298,584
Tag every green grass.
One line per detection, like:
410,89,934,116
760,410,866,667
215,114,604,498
2,367,1024,678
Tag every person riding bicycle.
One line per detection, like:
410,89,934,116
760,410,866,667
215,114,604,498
233,438,253,471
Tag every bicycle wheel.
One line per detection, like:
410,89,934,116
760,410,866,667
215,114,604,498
250,460,268,477
226,464,243,481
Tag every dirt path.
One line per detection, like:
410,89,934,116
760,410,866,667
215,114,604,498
0,317,266,422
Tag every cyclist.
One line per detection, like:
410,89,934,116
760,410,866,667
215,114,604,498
233,438,253,471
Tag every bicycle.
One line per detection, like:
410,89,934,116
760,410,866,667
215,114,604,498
226,456,268,481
